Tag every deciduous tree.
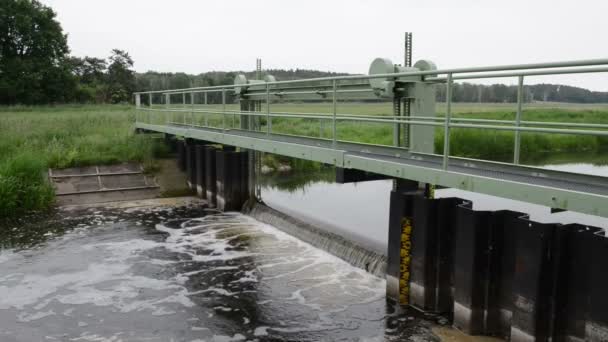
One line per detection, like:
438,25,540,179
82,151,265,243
0,0,76,104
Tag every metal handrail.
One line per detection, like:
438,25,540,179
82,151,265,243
138,106,608,131
135,58,608,171
134,58,608,95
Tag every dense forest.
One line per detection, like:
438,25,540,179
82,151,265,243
2,0,607,105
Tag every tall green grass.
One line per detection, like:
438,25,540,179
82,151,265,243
0,105,165,218
153,102,608,162
259,106,608,162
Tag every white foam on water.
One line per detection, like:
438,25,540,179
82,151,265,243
0,228,195,318
0,210,395,340
0,250,17,265
191,326,208,331
70,332,125,342
211,334,246,342
17,310,55,322
161,213,386,307
253,326,269,336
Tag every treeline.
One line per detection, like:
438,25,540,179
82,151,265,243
66,51,136,104
3,1,608,105
135,69,346,91
436,83,608,103
135,69,348,104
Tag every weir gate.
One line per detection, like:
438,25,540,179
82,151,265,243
134,54,608,341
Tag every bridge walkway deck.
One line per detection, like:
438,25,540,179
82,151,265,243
136,121,608,218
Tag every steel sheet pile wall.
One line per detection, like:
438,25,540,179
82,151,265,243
215,150,249,211
185,139,197,190
176,140,187,172
176,141,249,211
204,146,217,207
195,145,207,197
387,193,608,341
163,134,178,154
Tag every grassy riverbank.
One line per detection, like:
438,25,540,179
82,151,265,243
0,105,165,218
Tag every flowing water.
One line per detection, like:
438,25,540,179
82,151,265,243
0,203,440,342
2,155,606,341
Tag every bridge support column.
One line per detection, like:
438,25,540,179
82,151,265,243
387,187,467,312
195,145,208,198
215,150,249,211
186,139,216,192
204,146,217,207
509,220,557,341
451,209,608,342
552,224,603,341
409,196,467,312
163,134,178,153
185,139,197,190
452,209,516,335
386,181,419,303
194,142,218,199
585,232,608,342
177,140,187,172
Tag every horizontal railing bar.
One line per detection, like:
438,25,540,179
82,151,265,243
522,120,608,129
426,66,608,81
450,123,608,136
140,108,608,132
134,58,608,95
140,107,608,130
243,88,374,97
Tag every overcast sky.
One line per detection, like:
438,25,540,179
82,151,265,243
41,0,608,90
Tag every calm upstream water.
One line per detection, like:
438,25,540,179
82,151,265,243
262,160,608,253
0,204,439,342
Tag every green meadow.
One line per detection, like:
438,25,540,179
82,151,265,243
0,105,166,218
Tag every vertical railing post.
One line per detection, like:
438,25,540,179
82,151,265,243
149,93,153,124
514,75,524,164
442,73,453,170
182,93,186,124
165,93,170,124
266,83,271,136
393,98,401,147
222,89,226,131
204,92,208,127
332,80,337,148
135,94,141,123
190,92,195,127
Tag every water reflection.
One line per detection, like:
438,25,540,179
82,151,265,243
261,154,608,253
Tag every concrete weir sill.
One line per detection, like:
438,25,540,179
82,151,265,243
245,202,387,277
49,163,161,206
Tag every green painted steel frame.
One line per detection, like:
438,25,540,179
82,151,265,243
136,122,608,218
134,57,608,219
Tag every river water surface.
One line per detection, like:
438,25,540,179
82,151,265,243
262,161,608,252
1,156,606,341
0,203,439,342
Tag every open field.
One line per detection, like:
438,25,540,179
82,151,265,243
2,102,608,218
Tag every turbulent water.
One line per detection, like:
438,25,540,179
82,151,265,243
248,204,387,278
0,204,440,342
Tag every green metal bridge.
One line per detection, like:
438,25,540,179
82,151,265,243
134,57,608,218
